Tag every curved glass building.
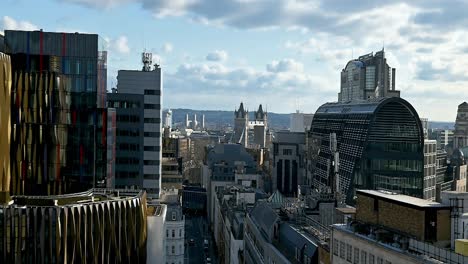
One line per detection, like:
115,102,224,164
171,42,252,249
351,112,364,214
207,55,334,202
308,97,424,203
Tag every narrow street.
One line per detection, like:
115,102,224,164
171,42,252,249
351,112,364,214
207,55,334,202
185,215,218,264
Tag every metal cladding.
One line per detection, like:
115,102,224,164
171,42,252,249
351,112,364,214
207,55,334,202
0,53,11,203
0,189,148,263
4,30,108,195
309,97,424,203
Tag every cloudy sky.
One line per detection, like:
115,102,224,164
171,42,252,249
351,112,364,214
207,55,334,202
1,0,468,121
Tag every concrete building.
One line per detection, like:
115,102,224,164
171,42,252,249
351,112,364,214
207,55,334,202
454,102,468,149
117,52,162,198
331,190,459,264
272,131,306,196
107,92,145,188
338,49,400,102
435,129,454,150
441,191,468,249
308,97,424,204
161,190,185,264
202,144,257,226
424,140,437,201
243,202,321,264
4,30,108,195
435,150,452,202
161,137,184,190
421,118,429,139
290,111,314,132
106,108,117,188
147,189,185,264
213,184,267,263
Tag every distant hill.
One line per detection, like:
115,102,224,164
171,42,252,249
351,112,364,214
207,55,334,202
164,109,454,131
165,109,291,130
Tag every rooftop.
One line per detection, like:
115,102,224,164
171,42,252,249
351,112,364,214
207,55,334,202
357,190,449,208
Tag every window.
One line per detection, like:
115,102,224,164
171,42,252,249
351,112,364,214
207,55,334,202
166,229,169,238
340,241,345,259
354,248,359,263
369,254,375,264
385,261,391,264
377,257,383,264
144,160,160,165
144,103,161,109
283,149,292,155
172,245,175,254
374,198,379,211
144,174,159,180
179,229,182,237
361,251,367,264
172,229,175,238
144,118,161,123
144,132,160,137
144,146,160,151
172,212,176,221
346,244,352,262
144,89,161,95
333,239,339,256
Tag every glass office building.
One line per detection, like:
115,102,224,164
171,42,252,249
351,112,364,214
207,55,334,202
308,97,424,203
3,30,108,195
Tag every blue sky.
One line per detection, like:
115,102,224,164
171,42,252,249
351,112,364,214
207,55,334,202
1,0,468,121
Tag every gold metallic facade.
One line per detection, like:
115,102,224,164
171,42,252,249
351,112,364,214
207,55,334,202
0,189,148,263
0,52,11,204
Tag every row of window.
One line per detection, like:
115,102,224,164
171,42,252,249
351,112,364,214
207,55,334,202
144,89,161,95
333,239,392,264
117,115,140,123
143,174,159,180
107,100,141,109
144,103,161,110
144,146,160,151
117,129,140,137
144,160,160,165
116,171,139,179
144,118,161,123
144,132,160,137
119,143,140,151
116,157,140,165
166,228,183,238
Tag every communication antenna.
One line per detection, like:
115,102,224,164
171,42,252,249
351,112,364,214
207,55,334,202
142,52,152,71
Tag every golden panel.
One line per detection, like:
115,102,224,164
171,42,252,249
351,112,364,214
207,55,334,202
0,52,11,204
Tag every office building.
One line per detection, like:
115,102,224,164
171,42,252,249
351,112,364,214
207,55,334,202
203,144,257,225
161,190,185,264
272,131,306,196
107,91,145,188
161,137,183,190
244,202,321,264
165,109,173,130
421,118,429,139
331,190,458,264
423,140,437,201
4,30,108,195
0,52,11,203
454,102,468,149
308,97,424,204
0,189,148,263
106,107,116,188
436,129,454,150
435,150,452,202
290,111,314,132
117,52,162,197
338,49,400,102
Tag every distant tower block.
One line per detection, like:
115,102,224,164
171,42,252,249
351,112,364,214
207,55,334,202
193,114,198,129
165,109,173,130
185,113,190,128
454,102,468,149
202,114,205,129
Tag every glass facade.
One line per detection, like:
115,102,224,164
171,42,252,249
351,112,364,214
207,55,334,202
4,30,107,195
308,97,424,203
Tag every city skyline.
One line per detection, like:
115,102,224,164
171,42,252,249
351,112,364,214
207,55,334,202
1,0,467,122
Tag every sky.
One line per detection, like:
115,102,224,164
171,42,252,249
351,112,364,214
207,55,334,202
1,0,468,121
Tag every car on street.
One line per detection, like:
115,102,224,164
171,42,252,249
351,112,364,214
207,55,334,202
188,238,195,245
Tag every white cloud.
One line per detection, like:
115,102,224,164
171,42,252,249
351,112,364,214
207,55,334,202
266,59,303,73
206,50,228,61
114,35,130,54
60,0,132,9
162,43,173,53
1,16,39,33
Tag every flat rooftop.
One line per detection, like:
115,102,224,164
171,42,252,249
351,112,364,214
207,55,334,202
357,190,449,208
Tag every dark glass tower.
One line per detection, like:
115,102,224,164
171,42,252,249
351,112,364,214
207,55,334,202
308,97,424,203
4,30,108,195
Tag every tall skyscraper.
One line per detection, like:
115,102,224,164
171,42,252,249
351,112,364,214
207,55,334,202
454,102,468,149
338,49,400,102
165,109,172,130
116,52,162,198
4,30,108,195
